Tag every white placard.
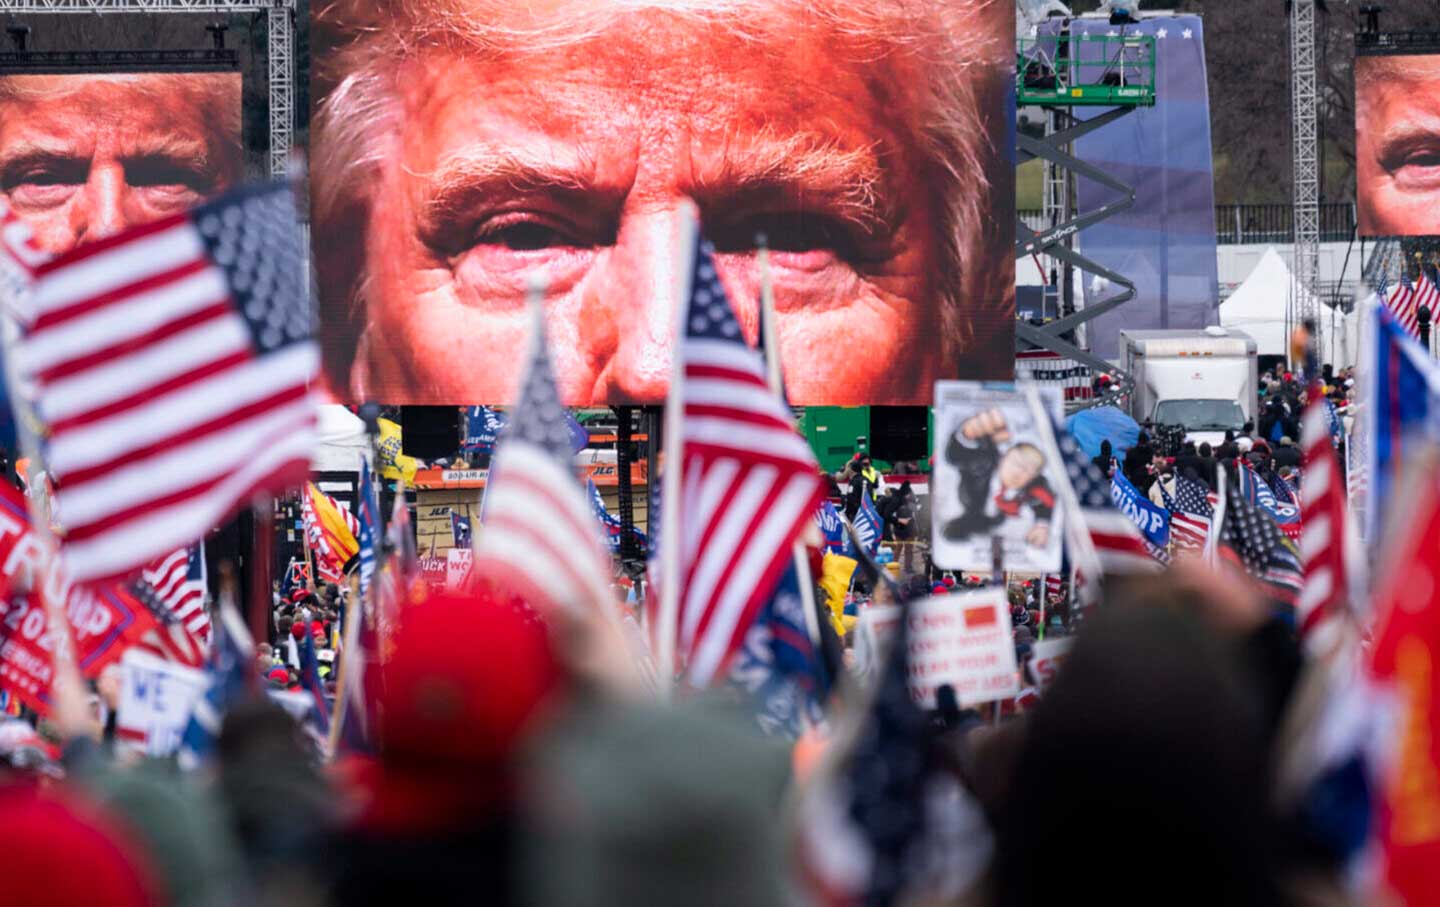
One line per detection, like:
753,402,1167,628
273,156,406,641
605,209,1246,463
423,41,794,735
856,589,1020,709
1026,636,1074,689
931,382,1065,573
116,650,208,757
445,548,474,590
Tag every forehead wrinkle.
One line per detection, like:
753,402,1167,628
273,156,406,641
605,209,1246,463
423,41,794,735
687,129,887,227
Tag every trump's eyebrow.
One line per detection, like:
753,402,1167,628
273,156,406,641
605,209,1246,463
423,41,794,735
415,134,891,233
0,136,215,173
417,145,616,224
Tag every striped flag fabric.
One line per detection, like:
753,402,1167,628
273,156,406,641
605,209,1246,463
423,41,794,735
0,197,47,322
1050,416,1163,574
20,183,318,584
138,542,210,641
1218,466,1304,606
1161,474,1216,553
1299,383,1350,650
302,483,359,583
666,236,823,688
467,300,613,616
1386,273,1423,339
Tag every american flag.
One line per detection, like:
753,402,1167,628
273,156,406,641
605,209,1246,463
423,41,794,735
1160,474,1215,553
799,586,991,906
21,183,318,584
467,300,613,616
338,460,379,754
138,542,210,641
0,197,46,322
302,482,359,583
1298,382,1350,650
1384,272,1430,339
176,595,253,770
1218,466,1304,605
665,236,823,688
1051,416,1163,575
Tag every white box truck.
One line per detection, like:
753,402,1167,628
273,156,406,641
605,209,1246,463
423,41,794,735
1119,327,1259,448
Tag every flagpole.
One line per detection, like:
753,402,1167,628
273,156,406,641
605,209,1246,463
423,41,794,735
0,304,81,679
249,494,274,647
1205,467,1228,566
1022,386,1103,589
757,236,826,653
655,205,699,694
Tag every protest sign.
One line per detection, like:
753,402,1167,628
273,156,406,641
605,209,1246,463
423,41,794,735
856,589,1020,709
0,485,155,715
931,382,1065,573
1110,472,1170,548
115,650,208,757
445,548,473,591
1027,637,1074,688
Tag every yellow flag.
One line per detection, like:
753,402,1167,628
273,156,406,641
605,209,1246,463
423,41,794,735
376,418,420,483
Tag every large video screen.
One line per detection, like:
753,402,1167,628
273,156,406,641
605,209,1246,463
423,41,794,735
1357,54,1440,237
309,0,1016,406
0,73,243,255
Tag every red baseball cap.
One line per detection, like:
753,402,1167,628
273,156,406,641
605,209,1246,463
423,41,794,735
0,787,159,907
355,588,565,835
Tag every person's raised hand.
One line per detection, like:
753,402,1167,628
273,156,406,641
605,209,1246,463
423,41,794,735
961,408,1011,444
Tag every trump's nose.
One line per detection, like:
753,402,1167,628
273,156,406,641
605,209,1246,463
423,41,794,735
585,208,690,403
69,165,132,248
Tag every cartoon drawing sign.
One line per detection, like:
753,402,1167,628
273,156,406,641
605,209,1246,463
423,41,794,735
931,382,1064,573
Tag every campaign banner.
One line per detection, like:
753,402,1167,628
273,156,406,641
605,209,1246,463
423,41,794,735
417,554,447,588
1110,472,1170,548
0,485,154,715
115,650,208,757
463,406,506,454
1026,637,1074,689
814,500,846,554
858,590,1020,709
931,382,1065,573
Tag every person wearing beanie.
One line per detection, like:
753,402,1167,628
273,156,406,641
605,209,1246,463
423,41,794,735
932,583,949,596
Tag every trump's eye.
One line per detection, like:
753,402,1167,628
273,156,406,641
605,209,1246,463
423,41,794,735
472,213,592,251
2,159,86,208
707,211,865,270
1381,138,1440,191
125,157,214,197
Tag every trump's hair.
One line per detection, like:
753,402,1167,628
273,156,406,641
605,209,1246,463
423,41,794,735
310,0,1015,390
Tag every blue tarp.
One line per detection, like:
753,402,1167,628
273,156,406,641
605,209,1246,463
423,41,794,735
1066,406,1141,459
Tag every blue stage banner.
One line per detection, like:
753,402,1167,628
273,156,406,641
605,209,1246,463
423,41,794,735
1061,16,1220,359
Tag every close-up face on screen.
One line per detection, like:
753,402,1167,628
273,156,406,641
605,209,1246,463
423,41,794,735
0,72,243,256
1357,53,1440,237
310,0,1016,407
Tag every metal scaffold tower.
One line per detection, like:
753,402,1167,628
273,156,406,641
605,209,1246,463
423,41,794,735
1290,0,1321,353
1016,27,1155,410
0,0,297,179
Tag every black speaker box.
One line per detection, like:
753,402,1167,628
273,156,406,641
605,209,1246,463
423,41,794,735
401,406,460,460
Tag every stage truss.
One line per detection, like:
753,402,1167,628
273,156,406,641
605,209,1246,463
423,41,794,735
0,0,296,179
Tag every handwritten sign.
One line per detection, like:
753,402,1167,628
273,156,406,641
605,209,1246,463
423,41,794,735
115,650,207,757
445,548,474,591
857,589,1020,709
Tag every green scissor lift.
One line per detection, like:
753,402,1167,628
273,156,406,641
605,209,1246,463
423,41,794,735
1016,28,1157,413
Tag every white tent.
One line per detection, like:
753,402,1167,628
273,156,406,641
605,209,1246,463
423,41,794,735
310,403,368,472
1219,246,1358,367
